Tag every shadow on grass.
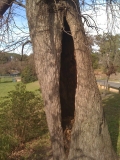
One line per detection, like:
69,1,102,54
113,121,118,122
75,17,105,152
8,134,52,160
0,81,13,83
103,93,120,155
26,145,52,160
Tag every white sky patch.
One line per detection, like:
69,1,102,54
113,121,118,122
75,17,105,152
92,44,100,53
82,5,120,35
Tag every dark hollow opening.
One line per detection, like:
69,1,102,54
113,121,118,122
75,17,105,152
59,17,77,155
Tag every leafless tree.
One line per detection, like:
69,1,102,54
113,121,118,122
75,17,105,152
0,0,31,55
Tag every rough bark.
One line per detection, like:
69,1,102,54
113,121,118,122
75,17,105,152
26,0,118,160
0,0,14,17
26,1,65,159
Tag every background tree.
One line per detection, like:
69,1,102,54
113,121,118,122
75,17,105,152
0,52,28,75
21,65,37,83
91,53,99,69
21,53,37,83
95,33,120,68
95,33,120,88
0,52,37,82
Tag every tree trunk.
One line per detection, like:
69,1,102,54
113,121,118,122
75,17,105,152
26,0,118,160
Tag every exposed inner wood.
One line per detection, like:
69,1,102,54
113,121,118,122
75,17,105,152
59,17,77,156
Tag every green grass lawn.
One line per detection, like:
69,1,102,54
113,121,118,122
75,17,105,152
0,81,40,98
26,81,40,92
0,77,13,83
0,82,17,97
103,93,120,156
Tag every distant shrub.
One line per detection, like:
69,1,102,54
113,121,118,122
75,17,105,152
0,83,47,160
91,53,99,69
21,66,37,83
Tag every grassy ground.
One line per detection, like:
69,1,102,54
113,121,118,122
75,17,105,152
26,81,40,92
102,92,120,156
0,76,13,82
0,81,40,97
9,133,52,160
0,82,17,97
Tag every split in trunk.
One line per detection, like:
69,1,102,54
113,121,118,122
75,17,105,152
60,17,77,156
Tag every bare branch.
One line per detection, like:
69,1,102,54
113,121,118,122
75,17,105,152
13,0,26,8
81,14,99,33
21,40,31,60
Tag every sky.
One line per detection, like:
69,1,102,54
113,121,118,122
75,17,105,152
82,3,120,35
0,1,120,54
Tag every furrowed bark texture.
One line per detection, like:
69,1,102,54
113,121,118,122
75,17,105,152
26,0,118,160
66,2,118,160
26,1,65,159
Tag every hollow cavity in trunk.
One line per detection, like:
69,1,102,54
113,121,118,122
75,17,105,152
59,17,77,156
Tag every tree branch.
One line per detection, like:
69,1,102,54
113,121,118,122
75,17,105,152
21,40,31,60
13,0,26,8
